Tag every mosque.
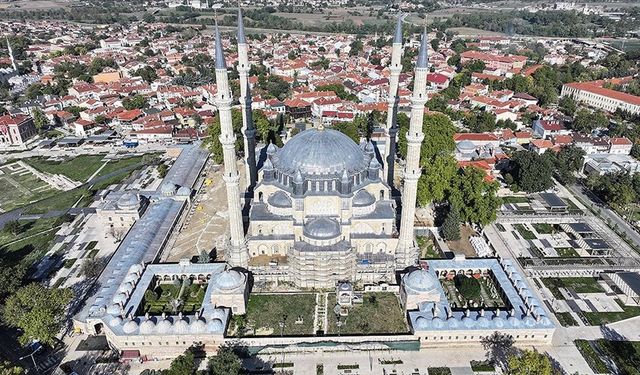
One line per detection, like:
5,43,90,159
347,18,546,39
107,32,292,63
73,11,555,360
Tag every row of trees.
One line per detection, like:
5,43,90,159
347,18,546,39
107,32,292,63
585,172,640,209
504,146,586,193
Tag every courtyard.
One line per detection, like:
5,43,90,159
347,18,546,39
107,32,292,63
440,273,509,309
326,292,408,335
230,293,316,336
136,281,207,315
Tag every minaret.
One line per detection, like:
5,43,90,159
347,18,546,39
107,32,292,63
6,37,17,72
237,9,258,190
396,28,429,269
382,14,404,187
214,22,249,267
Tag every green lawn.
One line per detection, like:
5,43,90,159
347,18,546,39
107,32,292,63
94,156,144,179
541,277,604,300
24,155,106,182
326,292,408,335
555,312,578,327
427,367,452,375
502,196,529,204
0,163,58,212
514,224,537,240
575,340,609,374
532,223,554,234
233,293,316,336
22,187,91,214
417,236,442,259
583,299,640,326
555,247,580,257
470,360,494,372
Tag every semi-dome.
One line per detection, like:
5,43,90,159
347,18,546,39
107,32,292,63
267,191,292,208
160,182,176,196
212,270,245,290
272,128,368,175
117,192,139,210
352,189,375,207
403,269,440,293
303,217,341,240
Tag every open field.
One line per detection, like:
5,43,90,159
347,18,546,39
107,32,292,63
0,216,67,268
24,154,106,183
0,162,57,212
0,0,70,10
327,292,408,335
541,277,604,299
582,299,640,325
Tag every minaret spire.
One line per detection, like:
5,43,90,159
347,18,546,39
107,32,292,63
382,13,404,188
214,22,249,268
6,36,17,72
396,27,428,268
237,7,258,190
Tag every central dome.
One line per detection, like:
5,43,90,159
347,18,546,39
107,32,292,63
273,128,368,175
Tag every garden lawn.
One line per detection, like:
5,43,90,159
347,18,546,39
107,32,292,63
23,188,91,214
541,277,604,299
237,293,316,336
24,154,106,182
575,340,608,374
502,196,529,204
417,236,442,259
582,300,640,325
555,312,578,327
555,247,579,257
139,283,206,315
514,224,536,240
0,163,57,212
94,156,144,179
532,223,554,234
327,292,408,335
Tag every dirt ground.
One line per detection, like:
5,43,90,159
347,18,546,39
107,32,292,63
162,161,248,262
445,224,477,257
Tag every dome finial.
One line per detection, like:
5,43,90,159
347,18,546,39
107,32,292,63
315,115,324,131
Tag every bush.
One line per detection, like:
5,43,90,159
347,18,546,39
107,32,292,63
442,206,461,241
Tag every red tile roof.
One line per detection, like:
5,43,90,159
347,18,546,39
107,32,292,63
565,82,640,106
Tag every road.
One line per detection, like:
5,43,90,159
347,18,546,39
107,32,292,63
567,183,640,249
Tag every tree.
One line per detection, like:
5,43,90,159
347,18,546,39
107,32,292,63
134,66,158,84
441,205,461,240
32,108,49,130
144,289,158,304
2,283,73,346
0,265,25,301
508,151,554,193
572,108,608,133
506,349,554,375
558,95,576,116
207,343,242,375
80,257,106,278
3,220,22,236
0,361,24,375
332,122,359,143
348,39,364,56
417,154,458,205
449,167,501,225
122,95,147,110
481,332,516,370
553,145,585,184
164,348,196,375
198,248,211,263
203,109,243,164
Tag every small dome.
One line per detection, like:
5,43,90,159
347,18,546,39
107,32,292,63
191,319,207,334
118,282,134,294
109,315,123,327
107,304,121,315
456,140,476,153
462,316,475,328
447,317,459,329
208,318,225,332
212,270,245,290
129,264,144,275
263,158,274,171
160,182,176,196
266,143,278,155
352,189,375,207
303,217,341,240
364,141,375,153
176,186,192,197
123,319,138,334
523,315,537,327
493,316,506,328
508,316,521,328
140,318,156,334
476,316,490,328
403,269,440,293
157,317,173,333
368,157,380,170
415,316,429,329
174,318,190,334
538,316,553,326
124,273,139,284
267,191,292,208
431,316,444,329
113,293,128,305
117,192,139,210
